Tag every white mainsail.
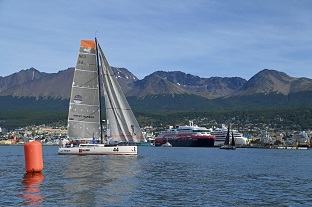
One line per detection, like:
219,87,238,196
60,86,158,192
67,40,100,141
97,44,145,143
67,39,144,144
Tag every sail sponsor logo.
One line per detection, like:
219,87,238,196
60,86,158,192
73,114,95,119
83,48,91,53
79,148,90,153
73,95,82,104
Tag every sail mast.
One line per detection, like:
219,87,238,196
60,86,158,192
95,37,104,144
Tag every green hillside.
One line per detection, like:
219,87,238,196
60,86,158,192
0,92,312,130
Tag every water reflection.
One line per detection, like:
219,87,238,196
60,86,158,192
22,173,45,206
61,155,139,206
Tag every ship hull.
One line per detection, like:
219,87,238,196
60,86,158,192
155,137,215,147
58,144,137,155
220,145,236,150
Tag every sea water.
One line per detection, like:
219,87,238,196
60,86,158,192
0,145,311,206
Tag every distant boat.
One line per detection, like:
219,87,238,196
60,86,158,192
277,146,308,150
137,142,154,147
154,121,215,147
58,38,145,155
211,124,247,147
277,139,309,150
162,141,172,147
162,136,172,147
220,125,236,150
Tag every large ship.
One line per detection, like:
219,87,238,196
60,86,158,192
211,124,248,147
154,121,215,147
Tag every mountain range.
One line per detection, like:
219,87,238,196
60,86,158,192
1,67,312,100
0,67,312,115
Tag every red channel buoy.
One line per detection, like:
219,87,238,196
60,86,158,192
24,141,44,173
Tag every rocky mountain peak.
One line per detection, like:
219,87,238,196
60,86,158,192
0,67,47,93
152,70,202,86
111,67,138,93
236,69,295,95
126,73,191,97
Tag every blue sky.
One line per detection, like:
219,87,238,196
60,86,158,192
1,0,312,80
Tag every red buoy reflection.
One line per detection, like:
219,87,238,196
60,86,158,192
22,173,44,206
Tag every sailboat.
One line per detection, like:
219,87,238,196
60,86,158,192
58,38,145,155
161,136,172,147
219,125,236,150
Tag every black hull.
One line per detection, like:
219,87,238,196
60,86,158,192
155,138,214,147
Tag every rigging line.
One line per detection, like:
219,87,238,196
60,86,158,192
73,75,98,88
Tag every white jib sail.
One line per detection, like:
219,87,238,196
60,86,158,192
97,44,145,143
